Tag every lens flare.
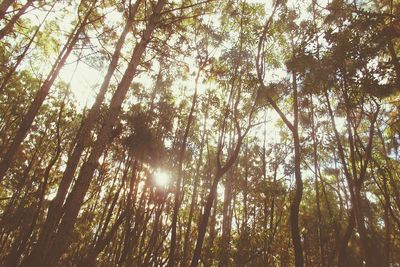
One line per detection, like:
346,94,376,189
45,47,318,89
154,170,170,187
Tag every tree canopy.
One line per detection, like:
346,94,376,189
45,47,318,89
0,0,399,266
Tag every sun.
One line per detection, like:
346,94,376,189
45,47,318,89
154,170,170,187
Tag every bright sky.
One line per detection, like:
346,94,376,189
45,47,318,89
55,0,310,110
60,57,104,108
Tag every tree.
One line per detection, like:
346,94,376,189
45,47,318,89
1,0,400,266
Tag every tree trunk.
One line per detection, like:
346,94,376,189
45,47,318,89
21,2,166,266
167,61,201,267
290,71,304,267
0,2,54,93
182,106,208,266
37,5,138,257
79,211,126,267
310,96,325,266
191,131,243,267
0,0,15,21
0,0,34,40
0,2,95,181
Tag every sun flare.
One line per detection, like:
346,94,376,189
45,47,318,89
154,170,170,187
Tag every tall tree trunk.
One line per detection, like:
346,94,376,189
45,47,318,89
0,2,96,181
0,2,54,93
190,128,244,267
342,88,378,267
142,203,165,266
182,104,208,266
290,71,304,267
256,5,304,263
20,2,166,266
0,0,34,40
78,211,126,267
325,92,356,266
310,96,325,266
219,167,233,267
167,62,201,267
36,3,138,257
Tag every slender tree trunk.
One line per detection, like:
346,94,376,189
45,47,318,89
21,2,166,266
325,91,356,265
257,14,304,263
4,99,64,267
0,2,54,93
325,88,379,266
142,203,165,266
342,89,378,267
0,2,96,181
0,0,15,21
290,71,304,267
0,0,34,40
182,106,207,266
167,62,201,267
310,96,325,266
91,158,127,248
79,211,126,267
201,194,217,267
219,167,233,267
190,132,243,267
190,173,221,267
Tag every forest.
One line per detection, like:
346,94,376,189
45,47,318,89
0,0,399,266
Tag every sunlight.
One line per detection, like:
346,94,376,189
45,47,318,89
217,184,225,198
154,170,170,187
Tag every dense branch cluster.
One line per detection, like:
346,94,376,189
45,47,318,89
0,0,399,266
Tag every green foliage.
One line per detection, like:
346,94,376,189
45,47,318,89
0,0,400,266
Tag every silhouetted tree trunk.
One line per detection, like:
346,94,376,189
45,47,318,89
0,0,34,40
37,3,138,257
4,98,65,267
0,2,54,93
0,0,14,21
310,96,325,266
20,1,166,265
0,1,96,181
290,71,304,267
219,167,233,267
256,3,304,265
167,58,204,267
182,107,208,266
79,211,126,267
191,116,246,267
